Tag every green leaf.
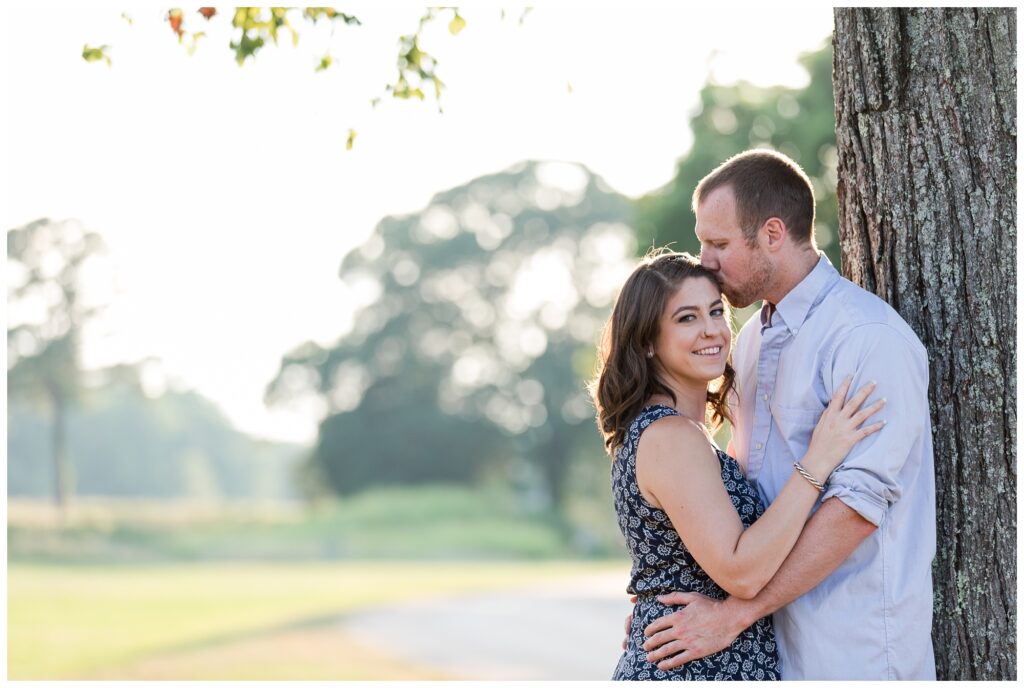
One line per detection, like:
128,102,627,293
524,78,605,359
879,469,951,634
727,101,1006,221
231,32,265,65
448,14,466,36
82,44,112,67
187,31,207,57
316,54,333,72
346,129,357,151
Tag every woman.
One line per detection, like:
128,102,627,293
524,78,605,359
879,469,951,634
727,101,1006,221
591,251,884,680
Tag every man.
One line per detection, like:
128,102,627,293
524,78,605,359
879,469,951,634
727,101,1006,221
639,149,936,679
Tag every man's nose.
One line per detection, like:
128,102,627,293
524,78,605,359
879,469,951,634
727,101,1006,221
700,251,718,271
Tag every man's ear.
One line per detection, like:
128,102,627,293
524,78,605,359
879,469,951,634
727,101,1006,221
761,217,787,252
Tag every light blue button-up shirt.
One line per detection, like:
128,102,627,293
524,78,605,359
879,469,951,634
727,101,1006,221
730,254,936,680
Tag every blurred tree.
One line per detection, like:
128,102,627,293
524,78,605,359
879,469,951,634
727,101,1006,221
834,8,1015,679
267,161,637,512
8,371,303,501
635,39,839,265
7,219,106,516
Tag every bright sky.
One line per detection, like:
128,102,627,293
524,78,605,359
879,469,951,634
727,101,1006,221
3,4,833,445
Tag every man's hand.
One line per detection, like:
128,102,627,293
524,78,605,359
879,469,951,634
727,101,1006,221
642,592,753,670
640,500,876,671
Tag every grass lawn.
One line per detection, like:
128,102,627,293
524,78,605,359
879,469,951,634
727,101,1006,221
8,560,624,679
8,484,625,561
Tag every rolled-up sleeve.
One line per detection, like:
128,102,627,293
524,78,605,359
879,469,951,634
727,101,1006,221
821,324,929,526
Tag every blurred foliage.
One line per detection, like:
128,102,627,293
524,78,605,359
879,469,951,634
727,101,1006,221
268,161,638,513
7,219,105,406
7,219,108,512
8,372,303,502
7,220,301,506
221,8,361,66
94,7,476,119
386,7,452,106
634,39,840,266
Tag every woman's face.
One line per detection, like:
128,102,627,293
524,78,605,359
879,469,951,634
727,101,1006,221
652,276,731,383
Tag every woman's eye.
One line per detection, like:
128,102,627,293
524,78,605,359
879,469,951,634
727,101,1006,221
711,308,725,317
679,315,695,323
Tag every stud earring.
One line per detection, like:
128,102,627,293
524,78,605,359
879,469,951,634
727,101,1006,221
646,350,654,359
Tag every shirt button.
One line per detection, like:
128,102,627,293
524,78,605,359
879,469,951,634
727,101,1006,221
762,394,769,402
755,442,763,450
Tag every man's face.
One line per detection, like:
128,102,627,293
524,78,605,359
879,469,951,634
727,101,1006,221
695,185,774,308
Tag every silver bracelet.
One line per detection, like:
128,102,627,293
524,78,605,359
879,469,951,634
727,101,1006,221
793,461,826,493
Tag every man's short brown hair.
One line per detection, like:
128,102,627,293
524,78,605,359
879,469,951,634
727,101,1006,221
693,149,816,246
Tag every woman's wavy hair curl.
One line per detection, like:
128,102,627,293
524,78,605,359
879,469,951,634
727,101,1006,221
589,249,736,455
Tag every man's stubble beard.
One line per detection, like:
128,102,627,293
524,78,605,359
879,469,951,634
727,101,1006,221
723,248,774,309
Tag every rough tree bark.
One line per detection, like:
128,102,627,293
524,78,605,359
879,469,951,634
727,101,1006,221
832,8,1016,680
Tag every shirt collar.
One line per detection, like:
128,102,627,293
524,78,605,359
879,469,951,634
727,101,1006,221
762,253,839,334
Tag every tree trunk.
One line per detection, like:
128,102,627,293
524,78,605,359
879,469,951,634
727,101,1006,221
47,383,73,522
833,8,1016,680
539,431,570,517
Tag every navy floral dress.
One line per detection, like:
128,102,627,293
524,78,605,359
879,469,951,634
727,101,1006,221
611,404,781,681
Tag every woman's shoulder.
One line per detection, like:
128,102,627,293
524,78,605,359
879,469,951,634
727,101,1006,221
633,410,723,506
636,410,715,459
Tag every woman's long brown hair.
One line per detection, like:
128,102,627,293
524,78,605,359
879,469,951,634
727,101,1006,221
590,249,735,455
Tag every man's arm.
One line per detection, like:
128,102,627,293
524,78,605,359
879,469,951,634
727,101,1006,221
643,324,925,669
642,497,875,670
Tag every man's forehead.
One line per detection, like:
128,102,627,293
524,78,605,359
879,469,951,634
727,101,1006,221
695,211,742,241
694,216,736,241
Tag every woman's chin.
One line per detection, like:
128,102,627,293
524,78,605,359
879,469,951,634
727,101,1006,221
700,362,728,381
672,364,727,383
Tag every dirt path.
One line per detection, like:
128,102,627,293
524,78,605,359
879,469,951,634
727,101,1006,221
89,625,451,680
339,569,633,680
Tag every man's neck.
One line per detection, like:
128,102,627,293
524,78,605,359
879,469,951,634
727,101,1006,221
764,247,821,306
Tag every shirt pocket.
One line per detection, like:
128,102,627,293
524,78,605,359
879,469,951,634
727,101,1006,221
770,404,822,462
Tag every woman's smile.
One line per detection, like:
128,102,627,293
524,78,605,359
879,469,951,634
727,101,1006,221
692,345,723,357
